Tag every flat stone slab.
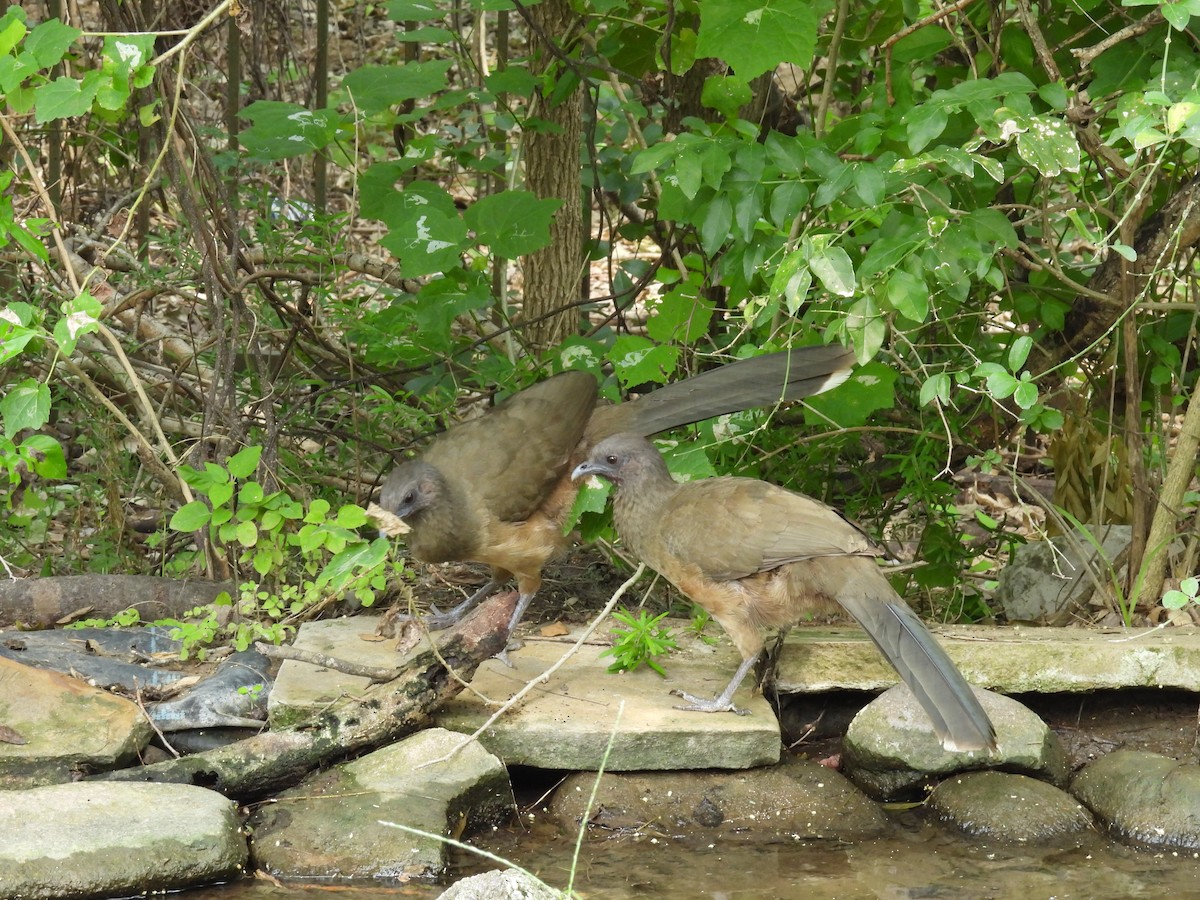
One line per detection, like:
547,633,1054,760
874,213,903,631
773,625,1200,694
0,657,151,787
434,629,781,771
272,616,780,771
0,781,247,899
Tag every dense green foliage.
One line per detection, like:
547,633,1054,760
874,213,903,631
2,0,1199,646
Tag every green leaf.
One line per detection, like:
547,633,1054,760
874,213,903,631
209,481,234,509
609,335,679,388
0,378,49,438
0,8,28,59
804,361,894,427
769,250,813,315
463,190,561,258
25,17,79,68
564,477,611,534
33,73,101,123
647,287,714,344
485,66,537,98
343,61,453,116
1014,115,1080,176
1008,335,1033,371
22,434,66,479
335,504,368,528
239,101,342,159
318,538,391,589
238,482,265,505
885,270,929,323
985,371,1020,400
1013,377,1038,410
235,520,258,548
700,73,752,119
805,238,856,298
696,0,820,80
919,372,952,407
699,194,733,255
170,501,212,532
227,445,262,479
385,0,445,21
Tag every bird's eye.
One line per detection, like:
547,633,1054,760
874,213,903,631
404,491,416,505
605,454,619,465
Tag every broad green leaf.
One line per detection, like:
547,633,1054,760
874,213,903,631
25,17,79,68
0,8,28,59
22,434,66,479
0,378,49,437
238,482,265,505
239,101,342,159
565,477,611,534
235,520,258,548
379,206,468,276
919,372,952,407
463,190,561,258
885,270,929,323
985,371,1020,400
609,335,679,388
846,296,886,361
227,445,262,479
805,238,855,297
1014,115,1080,175
335,504,368,528
696,0,821,80
1009,335,1033,371
485,66,537,98
170,501,212,532
647,288,714,344
317,538,391,588
700,73,752,119
852,163,886,206
385,0,444,20
209,480,234,509
804,361,895,427
699,194,732,255
905,105,948,153
33,73,100,123
343,61,453,116
1013,379,1038,410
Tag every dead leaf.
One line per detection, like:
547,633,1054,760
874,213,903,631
55,605,95,625
0,725,26,745
539,622,570,637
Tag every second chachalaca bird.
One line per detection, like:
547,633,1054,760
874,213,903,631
571,433,997,752
379,345,855,645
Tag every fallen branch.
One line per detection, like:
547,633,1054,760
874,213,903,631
93,592,518,800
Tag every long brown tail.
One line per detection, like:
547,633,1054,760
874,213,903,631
589,345,856,440
839,587,997,752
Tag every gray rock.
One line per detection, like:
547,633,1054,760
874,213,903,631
994,524,1131,624
928,771,1092,840
248,727,514,882
1072,749,1200,849
549,755,888,840
842,685,1068,799
0,657,151,788
439,868,564,899
148,648,271,732
0,781,247,899
0,626,185,692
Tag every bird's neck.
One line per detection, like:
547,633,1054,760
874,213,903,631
611,465,678,559
409,476,479,563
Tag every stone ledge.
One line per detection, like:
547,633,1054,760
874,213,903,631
773,625,1200,694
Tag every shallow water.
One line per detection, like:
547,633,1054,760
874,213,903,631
184,810,1200,900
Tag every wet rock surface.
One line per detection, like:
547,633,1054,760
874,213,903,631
1072,750,1200,850
928,770,1092,841
247,728,514,882
0,781,247,899
841,686,1068,799
549,754,888,841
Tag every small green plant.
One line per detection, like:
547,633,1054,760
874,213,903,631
685,604,719,646
72,445,401,658
601,607,678,677
1162,577,1199,611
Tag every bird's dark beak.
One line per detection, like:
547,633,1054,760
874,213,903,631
571,460,613,483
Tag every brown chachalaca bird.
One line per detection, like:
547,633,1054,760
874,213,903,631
378,345,855,647
571,433,997,752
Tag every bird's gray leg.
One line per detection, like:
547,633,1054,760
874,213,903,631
395,578,501,630
494,590,536,668
671,652,760,716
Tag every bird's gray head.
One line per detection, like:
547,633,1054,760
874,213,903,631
379,460,444,522
571,433,667,486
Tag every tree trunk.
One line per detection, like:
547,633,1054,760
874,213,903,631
521,0,584,353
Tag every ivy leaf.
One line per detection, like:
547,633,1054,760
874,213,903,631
463,190,561,258
1014,115,1080,176
25,17,79,68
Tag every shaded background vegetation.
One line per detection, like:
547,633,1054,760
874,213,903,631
3,0,1200,640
